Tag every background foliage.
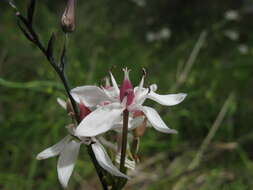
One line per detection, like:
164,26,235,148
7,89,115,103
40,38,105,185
1,0,253,189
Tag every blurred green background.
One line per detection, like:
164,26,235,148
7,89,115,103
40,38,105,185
1,0,253,189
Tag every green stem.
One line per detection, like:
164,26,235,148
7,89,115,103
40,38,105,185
112,109,129,190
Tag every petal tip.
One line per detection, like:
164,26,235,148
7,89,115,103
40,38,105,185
181,93,187,98
177,93,187,103
59,179,68,189
36,155,43,160
171,129,178,134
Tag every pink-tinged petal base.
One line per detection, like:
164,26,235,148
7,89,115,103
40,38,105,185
120,68,135,106
78,101,91,120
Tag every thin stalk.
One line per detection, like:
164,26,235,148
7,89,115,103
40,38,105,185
112,109,129,190
120,109,129,172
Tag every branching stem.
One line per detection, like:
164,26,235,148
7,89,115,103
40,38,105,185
9,1,108,189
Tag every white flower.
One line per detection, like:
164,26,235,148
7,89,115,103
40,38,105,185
146,27,171,42
71,68,187,137
224,29,239,41
36,99,128,188
238,44,248,54
224,10,239,21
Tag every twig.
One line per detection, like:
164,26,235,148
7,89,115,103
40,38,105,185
188,93,234,170
0,78,63,91
171,31,207,92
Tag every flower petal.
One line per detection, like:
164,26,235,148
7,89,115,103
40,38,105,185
36,136,71,160
71,86,110,107
57,140,80,188
147,92,187,106
140,106,177,134
102,87,119,101
92,141,129,179
75,103,124,137
130,87,148,110
115,153,136,170
110,72,120,96
57,98,67,110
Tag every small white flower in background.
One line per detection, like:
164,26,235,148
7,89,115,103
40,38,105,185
224,29,239,41
224,10,239,21
36,99,128,188
131,0,146,7
71,68,186,137
146,27,171,42
238,44,249,54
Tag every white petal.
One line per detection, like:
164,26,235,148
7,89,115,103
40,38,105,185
140,106,177,134
36,136,71,160
130,88,149,110
102,87,119,101
115,154,136,170
149,84,157,92
57,140,80,188
147,92,187,106
75,103,124,137
134,76,144,96
71,85,110,107
92,141,129,179
57,98,67,110
110,72,120,96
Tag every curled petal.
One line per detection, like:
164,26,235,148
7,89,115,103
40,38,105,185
149,84,157,92
92,141,129,179
140,106,177,134
147,92,187,106
57,140,80,188
75,103,124,137
71,86,110,107
36,136,71,160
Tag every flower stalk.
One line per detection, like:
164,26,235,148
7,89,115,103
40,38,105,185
120,109,129,173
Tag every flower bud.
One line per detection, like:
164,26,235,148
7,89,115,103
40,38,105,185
132,111,147,137
120,68,135,106
61,0,76,33
134,118,147,138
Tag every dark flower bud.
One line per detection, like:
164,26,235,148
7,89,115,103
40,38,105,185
61,0,75,33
